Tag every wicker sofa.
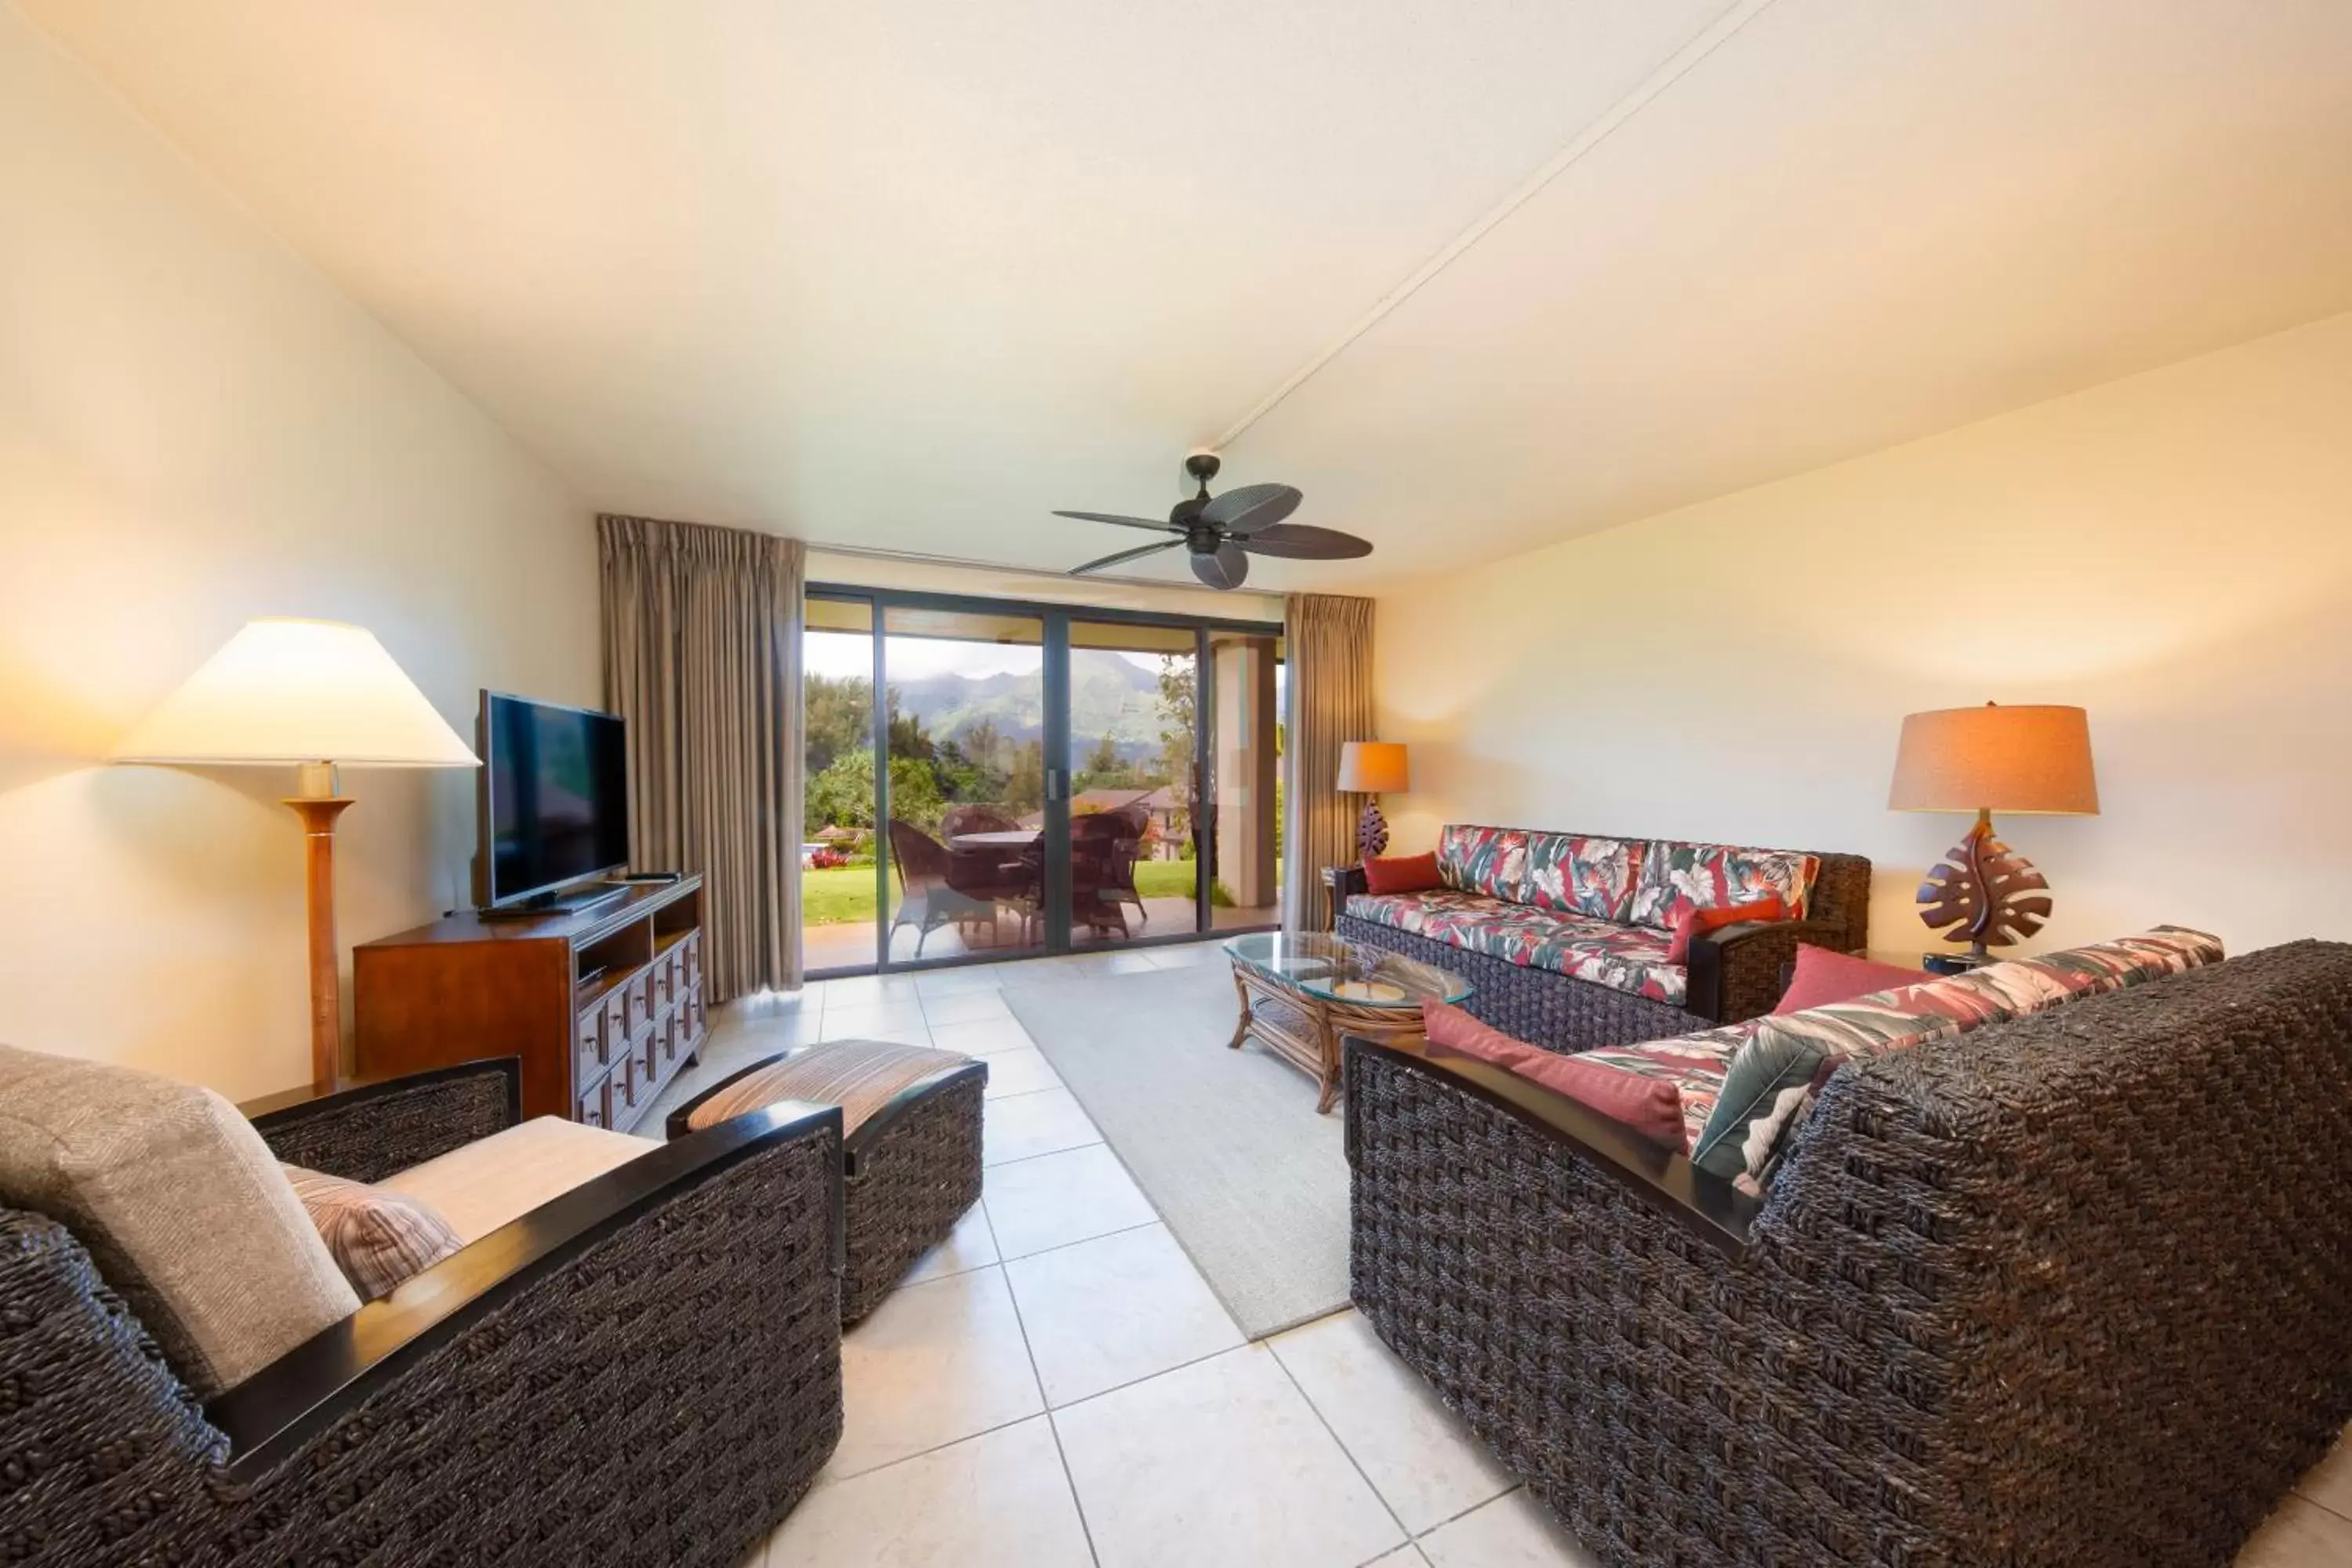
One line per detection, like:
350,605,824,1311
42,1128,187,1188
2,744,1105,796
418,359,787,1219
1334,825,1871,1051
1342,936,2352,1567
0,1055,845,1566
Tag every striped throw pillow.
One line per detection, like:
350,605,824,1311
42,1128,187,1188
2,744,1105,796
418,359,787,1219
281,1164,463,1301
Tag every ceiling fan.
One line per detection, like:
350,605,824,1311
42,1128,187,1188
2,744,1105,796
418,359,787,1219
1055,452,1372,590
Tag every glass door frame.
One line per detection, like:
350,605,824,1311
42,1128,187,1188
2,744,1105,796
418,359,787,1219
804,580,1285,978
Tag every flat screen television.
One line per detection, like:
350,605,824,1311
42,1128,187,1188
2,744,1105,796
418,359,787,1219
478,691,630,909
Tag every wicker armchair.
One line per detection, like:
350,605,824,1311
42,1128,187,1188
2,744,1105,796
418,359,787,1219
0,1058,846,1566
1343,940,2352,1567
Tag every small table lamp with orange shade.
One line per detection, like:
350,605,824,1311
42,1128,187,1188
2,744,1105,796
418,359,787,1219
1889,702,2100,970
1336,741,1410,862
111,618,481,1094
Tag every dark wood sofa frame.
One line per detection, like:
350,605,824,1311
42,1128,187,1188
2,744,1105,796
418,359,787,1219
1,1058,846,1566
1333,845,1872,1052
1341,939,2352,1566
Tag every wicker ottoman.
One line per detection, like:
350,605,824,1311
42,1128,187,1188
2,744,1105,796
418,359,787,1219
670,1039,986,1324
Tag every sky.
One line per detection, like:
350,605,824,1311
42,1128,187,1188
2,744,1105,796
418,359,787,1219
805,631,1167,682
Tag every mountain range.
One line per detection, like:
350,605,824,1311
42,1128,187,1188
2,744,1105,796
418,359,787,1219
893,656,1178,763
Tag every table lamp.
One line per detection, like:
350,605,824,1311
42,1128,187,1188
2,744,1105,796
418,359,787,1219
1889,702,2099,968
1336,741,1410,862
113,618,480,1094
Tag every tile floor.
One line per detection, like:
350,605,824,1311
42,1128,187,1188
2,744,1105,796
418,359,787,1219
646,948,2352,1568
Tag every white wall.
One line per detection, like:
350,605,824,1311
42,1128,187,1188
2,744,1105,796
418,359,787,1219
0,9,598,1099
1373,311,2352,960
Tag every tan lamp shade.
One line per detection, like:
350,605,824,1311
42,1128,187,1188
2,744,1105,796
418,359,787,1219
1336,741,1409,793
112,618,478,769
1888,702,2099,815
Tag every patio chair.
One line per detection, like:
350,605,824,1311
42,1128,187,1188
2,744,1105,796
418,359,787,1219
1069,813,1132,942
1099,803,1149,930
887,818,999,956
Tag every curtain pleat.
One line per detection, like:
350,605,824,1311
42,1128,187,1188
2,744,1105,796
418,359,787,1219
598,514,804,1000
1280,592,1376,934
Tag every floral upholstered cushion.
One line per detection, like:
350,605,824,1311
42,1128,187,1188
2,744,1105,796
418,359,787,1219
1436,825,1530,902
1345,890,1688,1005
1627,841,1821,932
1523,832,1644,922
1578,1025,1753,1151
1690,925,2226,1184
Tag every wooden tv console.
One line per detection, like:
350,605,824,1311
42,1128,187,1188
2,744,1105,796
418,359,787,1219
354,876,708,1131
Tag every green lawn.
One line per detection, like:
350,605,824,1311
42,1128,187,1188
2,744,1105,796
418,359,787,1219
802,858,1200,925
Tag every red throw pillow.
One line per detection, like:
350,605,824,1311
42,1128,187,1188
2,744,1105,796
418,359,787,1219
1419,1001,1685,1146
1363,851,1442,895
1774,945,1922,1014
1664,895,1787,964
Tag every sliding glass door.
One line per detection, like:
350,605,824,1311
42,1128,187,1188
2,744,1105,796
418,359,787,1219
1068,620,1201,949
881,604,1047,964
801,584,1283,975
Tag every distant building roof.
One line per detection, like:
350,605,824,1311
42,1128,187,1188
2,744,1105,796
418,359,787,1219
1068,788,1149,814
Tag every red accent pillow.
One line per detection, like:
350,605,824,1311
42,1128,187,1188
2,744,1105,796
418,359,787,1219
1418,1000,1684,1146
1774,945,1922,1014
1363,852,1442,895
1664,895,1786,964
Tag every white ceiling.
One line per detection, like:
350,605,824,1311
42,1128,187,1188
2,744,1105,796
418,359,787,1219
24,0,2352,592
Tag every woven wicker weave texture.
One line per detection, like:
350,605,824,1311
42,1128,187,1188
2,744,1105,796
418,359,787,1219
1336,849,1870,1053
840,1073,985,1324
1345,940,2352,1566
1,1120,842,1564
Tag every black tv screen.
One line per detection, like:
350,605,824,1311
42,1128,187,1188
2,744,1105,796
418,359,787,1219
483,693,630,906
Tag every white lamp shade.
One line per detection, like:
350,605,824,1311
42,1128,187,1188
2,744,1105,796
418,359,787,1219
112,618,480,768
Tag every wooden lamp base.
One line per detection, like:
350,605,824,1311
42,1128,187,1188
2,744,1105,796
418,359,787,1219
286,761,354,1096
1915,808,2053,964
1356,800,1389,862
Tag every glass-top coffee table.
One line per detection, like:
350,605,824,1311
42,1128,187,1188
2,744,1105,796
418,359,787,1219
1222,932,1472,1113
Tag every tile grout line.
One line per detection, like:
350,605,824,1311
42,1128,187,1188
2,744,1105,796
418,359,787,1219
1409,1483,1530,1544
980,1200,1106,1568
1263,1339,1417,1560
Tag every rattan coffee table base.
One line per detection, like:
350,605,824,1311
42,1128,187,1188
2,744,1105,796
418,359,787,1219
1227,961,1432,1113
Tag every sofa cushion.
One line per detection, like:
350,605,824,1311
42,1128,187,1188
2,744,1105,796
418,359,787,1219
0,1044,360,1396
1523,833,1644,922
283,1164,463,1301
1420,1000,1685,1145
1628,841,1821,932
1363,851,1442,895
1578,1025,1752,1151
1693,925,2227,1185
1347,889,1688,1005
1437,824,1529,902
1689,1030,1847,1184
380,1116,661,1245
1667,896,1787,965
1775,944,1922,1012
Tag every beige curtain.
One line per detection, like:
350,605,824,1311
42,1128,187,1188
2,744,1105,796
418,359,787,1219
599,514,804,1001
1281,592,1376,934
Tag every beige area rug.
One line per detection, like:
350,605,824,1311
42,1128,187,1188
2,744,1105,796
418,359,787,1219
1002,960,1351,1338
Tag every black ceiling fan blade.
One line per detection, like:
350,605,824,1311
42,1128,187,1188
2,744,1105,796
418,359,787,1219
1197,483,1301,535
1069,538,1185,577
1234,523,1374,561
1053,510,1182,534
1190,541,1250,590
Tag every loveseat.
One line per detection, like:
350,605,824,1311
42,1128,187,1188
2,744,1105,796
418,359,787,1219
1334,825,1871,1051
1341,931,2352,1566
0,1051,844,1566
